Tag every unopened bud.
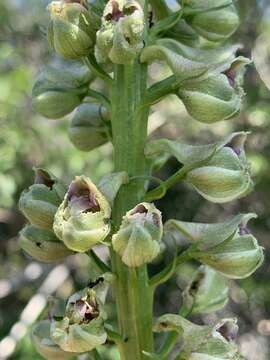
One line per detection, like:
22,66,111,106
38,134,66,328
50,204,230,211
47,1,100,59
32,58,92,119
178,57,250,124
19,168,66,229
112,202,163,267
68,103,109,152
183,0,239,42
53,176,111,252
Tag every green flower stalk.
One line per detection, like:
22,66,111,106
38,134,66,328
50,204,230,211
51,285,107,353
32,58,93,119
19,225,73,263
112,202,163,267
95,0,145,64
47,0,100,59
19,168,66,230
53,176,111,252
68,103,109,152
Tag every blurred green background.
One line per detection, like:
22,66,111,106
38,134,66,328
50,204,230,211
1,0,270,359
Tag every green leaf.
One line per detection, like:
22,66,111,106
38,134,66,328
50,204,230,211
150,10,183,38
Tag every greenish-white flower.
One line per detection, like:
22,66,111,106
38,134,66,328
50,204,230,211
51,285,107,353
53,176,111,252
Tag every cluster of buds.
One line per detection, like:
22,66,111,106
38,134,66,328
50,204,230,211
95,0,145,64
33,279,108,357
32,58,93,119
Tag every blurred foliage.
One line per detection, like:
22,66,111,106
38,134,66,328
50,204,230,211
1,0,270,359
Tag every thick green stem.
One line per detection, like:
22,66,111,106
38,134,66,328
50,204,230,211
110,61,153,360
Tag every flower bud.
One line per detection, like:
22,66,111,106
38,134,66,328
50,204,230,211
146,132,252,204
19,168,66,230
154,314,240,359
183,0,239,42
183,266,229,314
95,0,145,64
187,134,252,203
165,213,264,278
32,320,73,359
51,284,107,353
19,225,73,263
53,176,111,252
68,103,109,152
177,57,250,123
32,58,92,119
47,1,100,59
112,202,163,267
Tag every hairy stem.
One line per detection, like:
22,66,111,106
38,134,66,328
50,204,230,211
110,61,153,360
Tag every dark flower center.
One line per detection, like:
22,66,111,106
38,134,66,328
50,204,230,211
35,169,55,189
239,224,251,236
224,67,237,87
217,322,238,342
105,1,137,21
68,181,100,214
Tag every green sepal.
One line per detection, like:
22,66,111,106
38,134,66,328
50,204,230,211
164,213,257,251
32,58,92,119
141,39,239,82
19,168,66,229
150,10,183,38
183,266,229,314
32,320,74,360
